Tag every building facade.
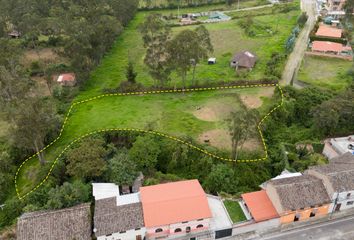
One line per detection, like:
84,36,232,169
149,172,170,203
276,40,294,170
265,175,331,224
140,180,212,240
306,153,354,213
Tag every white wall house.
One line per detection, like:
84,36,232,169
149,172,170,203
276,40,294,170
306,153,354,213
92,183,146,240
323,135,354,159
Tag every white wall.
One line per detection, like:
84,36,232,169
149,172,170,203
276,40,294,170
329,190,354,212
97,228,146,240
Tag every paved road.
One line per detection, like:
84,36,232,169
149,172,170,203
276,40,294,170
258,215,354,240
281,0,317,87
223,4,274,13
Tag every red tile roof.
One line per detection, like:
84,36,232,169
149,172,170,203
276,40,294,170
140,180,212,228
312,41,351,53
316,25,342,38
57,73,76,82
241,190,279,222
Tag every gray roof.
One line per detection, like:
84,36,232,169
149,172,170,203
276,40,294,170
269,175,331,211
309,153,354,192
94,197,144,237
17,203,91,240
231,51,257,68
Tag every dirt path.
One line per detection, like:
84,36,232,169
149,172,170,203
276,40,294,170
281,0,317,88
222,4,274,13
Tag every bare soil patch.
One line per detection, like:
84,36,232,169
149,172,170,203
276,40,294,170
198,129,261,151
193,101,235,122
240,87,275,108
31,76,51,96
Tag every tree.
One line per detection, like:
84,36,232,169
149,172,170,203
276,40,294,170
45,181,90,210
229,105,259,162
126,61,137,83
66,137,108,180
108,150,139,186
129,135,161,174
140,14,171,87
204,164,237,194
167,29,210,88
11,96,59,164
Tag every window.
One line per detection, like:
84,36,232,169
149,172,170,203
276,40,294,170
135,228,141,231
294,213,300,222
347,193,351,198
155,228,163,233
186,227,191,233
309,212,316,217
119,231,126,234
197,219,204,221
182,221,188,224
174,228,182,233
347,201,354,206
196,224,204,228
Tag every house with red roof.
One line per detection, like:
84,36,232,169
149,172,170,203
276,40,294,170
56,73,77,87
140,180,213,239
315,24,342,39
311,41,352,57
241,190,279,223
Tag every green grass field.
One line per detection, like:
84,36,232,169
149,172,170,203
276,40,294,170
16,86,276,197
297,55,353,91
224,200,247,223
80,3,299,99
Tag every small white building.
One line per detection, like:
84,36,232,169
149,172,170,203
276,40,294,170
208,58,216,64
260,169,302,189
306,153,354,213
92,183,146,240
323,135,354,159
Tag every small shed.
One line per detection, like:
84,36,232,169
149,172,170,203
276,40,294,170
56,73,76,87
208,57,216,64
8,30,21,38
230,51,257,70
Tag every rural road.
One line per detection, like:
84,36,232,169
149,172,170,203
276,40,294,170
223,4,274,13
257,215,354,240
281,0,317,87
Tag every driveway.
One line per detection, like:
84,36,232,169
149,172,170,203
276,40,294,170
281,0,317,87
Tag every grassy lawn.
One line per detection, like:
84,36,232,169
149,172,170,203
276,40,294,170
16,86,275,197
80,3,299,99
224,200,247,223
297,55,353,92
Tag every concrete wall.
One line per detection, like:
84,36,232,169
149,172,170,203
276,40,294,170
97,228,146,240
265,184,283,214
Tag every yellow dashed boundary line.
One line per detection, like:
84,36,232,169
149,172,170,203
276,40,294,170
14,83,284,200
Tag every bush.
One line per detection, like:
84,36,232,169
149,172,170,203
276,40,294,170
297,12,308,28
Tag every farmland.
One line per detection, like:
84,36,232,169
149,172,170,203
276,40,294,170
297,55,353,92
80,2,300,99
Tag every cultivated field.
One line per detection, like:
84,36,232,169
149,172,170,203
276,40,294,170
297,55,353,91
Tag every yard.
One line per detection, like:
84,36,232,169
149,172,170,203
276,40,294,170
223,200,247,223
297,55,353,91
16,86,277,198
80,2,300,99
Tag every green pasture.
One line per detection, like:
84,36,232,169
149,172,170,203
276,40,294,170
297,55,353,92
